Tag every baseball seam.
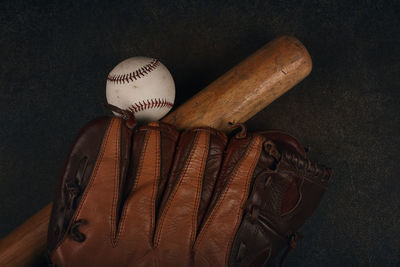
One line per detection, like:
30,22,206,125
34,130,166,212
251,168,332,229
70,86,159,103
128,98,173,113
107,59,161,84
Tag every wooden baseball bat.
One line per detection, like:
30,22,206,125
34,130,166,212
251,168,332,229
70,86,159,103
0,35,312,266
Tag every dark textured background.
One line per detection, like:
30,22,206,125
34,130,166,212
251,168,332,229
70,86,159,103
0,0,399,266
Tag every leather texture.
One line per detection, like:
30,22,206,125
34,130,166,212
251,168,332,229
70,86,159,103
48,117,333,267
229,131,332,266
47,116,111,252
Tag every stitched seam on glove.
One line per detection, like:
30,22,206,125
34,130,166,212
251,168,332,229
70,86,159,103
110,119,121,247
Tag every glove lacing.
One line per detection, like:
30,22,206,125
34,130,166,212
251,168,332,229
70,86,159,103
65,181,88,243
69,219,88,242
104,103,137,129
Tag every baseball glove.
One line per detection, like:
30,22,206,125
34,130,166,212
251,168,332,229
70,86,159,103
47,110,332,267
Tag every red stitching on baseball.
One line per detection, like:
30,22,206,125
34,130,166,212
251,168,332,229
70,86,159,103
107,59,161,84
128,98,173,114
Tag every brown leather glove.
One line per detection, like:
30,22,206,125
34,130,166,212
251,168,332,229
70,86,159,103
47,115,332,267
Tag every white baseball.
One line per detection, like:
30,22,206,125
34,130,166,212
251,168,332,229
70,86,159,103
106,57,175,122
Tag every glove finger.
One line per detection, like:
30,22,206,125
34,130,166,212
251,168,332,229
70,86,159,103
154,128,211,265
159,127,227,229
194,135,264,267
119,122,178,221
118,122,164,250
196,128,227,227
51,117,124,264
48,117,111,253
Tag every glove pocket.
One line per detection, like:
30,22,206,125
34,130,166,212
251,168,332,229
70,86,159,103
229,133,333,267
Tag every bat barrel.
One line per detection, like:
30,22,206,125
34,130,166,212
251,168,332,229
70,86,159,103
163,35,312,132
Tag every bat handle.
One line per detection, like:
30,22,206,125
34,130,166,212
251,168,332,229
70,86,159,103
0,204,52,266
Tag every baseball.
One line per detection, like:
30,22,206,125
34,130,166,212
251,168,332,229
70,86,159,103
106,57,175,122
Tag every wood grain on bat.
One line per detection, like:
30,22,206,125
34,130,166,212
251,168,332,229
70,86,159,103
163,35,312,132
0,35,312,267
